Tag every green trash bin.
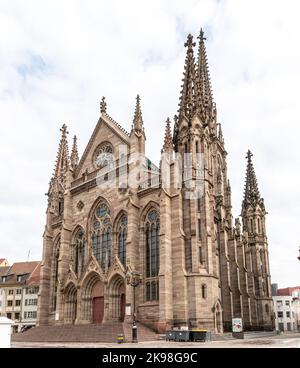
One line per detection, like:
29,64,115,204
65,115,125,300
166,331,176,341
191,330,211,342
176,330,191,342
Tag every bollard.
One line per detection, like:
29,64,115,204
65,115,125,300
0,317,14,348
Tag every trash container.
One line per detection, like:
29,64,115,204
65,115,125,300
190,330,211,342
175,330,191,342
166,331,176,341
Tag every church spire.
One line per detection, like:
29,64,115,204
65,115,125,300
70,135,79,171
178,34,198,123
131,95,145,137
197,28,213,114
161,118,173,154
53,124,70,181
242,150,265,213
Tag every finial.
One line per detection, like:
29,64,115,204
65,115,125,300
246,150,253,161
184,34,196,52
198,28,207,42
100,96,107,114
60,124,69,136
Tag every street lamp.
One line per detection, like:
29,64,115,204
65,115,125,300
126,270,142,343
298,247,300,261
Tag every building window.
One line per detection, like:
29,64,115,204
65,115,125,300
250,219,254,234
285,300,290,306
145,209,160,301
73,229,85,277
16,289,22,295
7,313,12,319
277,311,283,318
15,300,21,307
51,237,60,311
286,311,291,318
198,219,201,240
257,218,261,234
202,284,207,299
265,304,269,315
199,247,204,264
277,300,283,307
118,215,127,267
92,202,112,271
8,289,14,295
7,300,13,307
15,313,20,320
24,311,37,319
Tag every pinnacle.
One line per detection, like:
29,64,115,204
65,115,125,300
131,94,144,135
53,124,70,181
242,150,263,212
70,135,79,170
162,118,173,154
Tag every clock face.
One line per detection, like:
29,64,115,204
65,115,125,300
94,143,113,169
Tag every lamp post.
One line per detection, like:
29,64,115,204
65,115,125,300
298,247,300,261
126,270,142,343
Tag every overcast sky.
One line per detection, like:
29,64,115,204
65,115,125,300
0,0,299,288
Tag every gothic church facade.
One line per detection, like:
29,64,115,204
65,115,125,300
38,30,274,333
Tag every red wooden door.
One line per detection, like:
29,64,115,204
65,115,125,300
120,294,125,322
93,297,104,324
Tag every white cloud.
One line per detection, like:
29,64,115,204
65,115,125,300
0,0,299,287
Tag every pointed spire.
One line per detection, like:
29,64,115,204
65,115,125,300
70,135,79,171
178,34,198,123
162,118,173,154
197,28,213,114
131,95,145,136
242,150,264,212
53,124,69,181
100,96,107,114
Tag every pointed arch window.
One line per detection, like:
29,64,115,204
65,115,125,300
51,238,60,311
145,209,160,301
118,215,127,267
73,229,85,277
91,202,111,271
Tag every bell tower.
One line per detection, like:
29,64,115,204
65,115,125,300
241,150,273,330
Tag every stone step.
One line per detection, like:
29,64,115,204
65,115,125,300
12,322,124,343
12,321,160,343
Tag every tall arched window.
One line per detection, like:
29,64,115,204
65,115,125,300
73,229,85,277
118,215,127,266
91,202,112,271
51,237,60,311
145,209,160,301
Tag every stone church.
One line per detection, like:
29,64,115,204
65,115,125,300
38,30,274,333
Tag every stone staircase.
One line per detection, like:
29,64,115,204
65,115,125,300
12,322,124,343
12,321,160,343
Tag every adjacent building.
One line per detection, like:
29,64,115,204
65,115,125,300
272,284,300,332
0,261,41,333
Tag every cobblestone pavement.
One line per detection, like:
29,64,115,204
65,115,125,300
11,333,300,348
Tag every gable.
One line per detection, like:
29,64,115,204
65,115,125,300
75,114,130,179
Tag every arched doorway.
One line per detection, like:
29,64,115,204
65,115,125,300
108,275,126,322
64,283,77,324
81,272,105,324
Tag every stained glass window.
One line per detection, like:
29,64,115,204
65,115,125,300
145,209,160,301
92,202,111,271
118,215,127,267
